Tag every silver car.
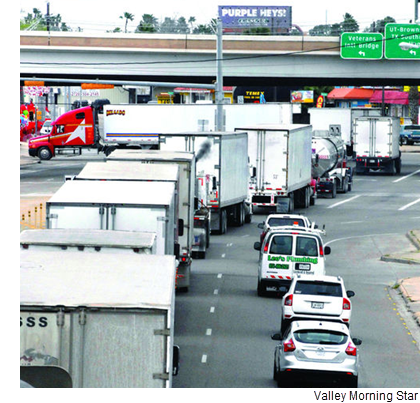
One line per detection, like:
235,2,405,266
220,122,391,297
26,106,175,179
272,321,362,388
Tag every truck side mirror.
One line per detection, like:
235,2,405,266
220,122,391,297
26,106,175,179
172,345,180,376
178,219,184,237
324,246,331,255
347,290,355,298
346,145,353,157
194,197,199,210
212,176,217,191
257,223,264,229
252,167,257,178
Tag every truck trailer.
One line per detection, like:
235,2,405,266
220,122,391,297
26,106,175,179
159,131,249,234
72,161,192,288
107,150,210,259
235,124,313,213
45,180,185,287
20,252,178,388
353,116,401,175
20,228,157,254
312,130,353,197
28,102,292,160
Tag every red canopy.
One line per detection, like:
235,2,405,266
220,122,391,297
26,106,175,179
327,88,374,100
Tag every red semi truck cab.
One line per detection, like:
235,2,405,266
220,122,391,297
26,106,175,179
28,106,96,160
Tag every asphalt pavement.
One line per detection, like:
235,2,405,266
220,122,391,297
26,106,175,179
20,141,420,329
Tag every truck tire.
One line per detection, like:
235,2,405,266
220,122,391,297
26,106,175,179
220,209,227,234
38,147,52,161
395,158,401,174
305,186,310,208
331,182,337,198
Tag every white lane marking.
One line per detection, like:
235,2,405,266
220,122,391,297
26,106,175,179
217,273,223,278
393,168,420,183
214,289,219,295
206,329,212,336
327,195,361,209
341,221,364,224
210,307,215,313
241,234,250,238
221,254,226,258
226,243,233,247
399,198,420,211
201,355,207,363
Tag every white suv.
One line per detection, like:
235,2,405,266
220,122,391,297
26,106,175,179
254,228,330,296
281,274,355,334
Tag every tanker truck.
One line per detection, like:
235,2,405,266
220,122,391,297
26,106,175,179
311,129,353,197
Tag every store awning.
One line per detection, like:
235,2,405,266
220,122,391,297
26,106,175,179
327,88,374,100
369,90,418,105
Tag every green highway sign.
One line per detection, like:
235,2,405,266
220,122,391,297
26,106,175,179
340,32,383,60
384,23,420,59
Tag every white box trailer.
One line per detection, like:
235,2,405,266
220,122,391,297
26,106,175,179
20,252,178,388
235,124,313,213
308,107,382,146
46,180,178,259
20,228,157,254
73,161,190,291
353,116,401,174
107,150,210,259
159,131,249,234
102,103,292,147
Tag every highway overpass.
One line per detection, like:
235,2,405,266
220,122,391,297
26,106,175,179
20,31,420,87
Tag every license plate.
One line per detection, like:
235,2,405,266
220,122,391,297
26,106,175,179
369,159,375,163
311,302,324,309
297,263,310,271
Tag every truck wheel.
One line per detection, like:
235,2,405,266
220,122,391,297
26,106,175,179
257,281,266,297
38,147,52,160
395,158,401,174
220,209,228,234
331,182,337,198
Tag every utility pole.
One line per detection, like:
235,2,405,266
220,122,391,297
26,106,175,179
215,18,224,132
415,0,419,22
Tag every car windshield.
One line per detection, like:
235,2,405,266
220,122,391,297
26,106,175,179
294,280,343,297
269,235,293,255
294,329,348,345
296,236,318,257
268,218,305,227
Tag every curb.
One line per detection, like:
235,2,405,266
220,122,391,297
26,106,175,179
397,279,420,327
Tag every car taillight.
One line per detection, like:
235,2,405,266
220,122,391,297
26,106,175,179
263,243,269,253
345,342,357,356
319,245,324,256
343,298,351,310
283,338,296,352
284,294,293,306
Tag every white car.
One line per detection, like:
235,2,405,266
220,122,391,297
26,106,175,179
272,321,362,388
281,275,355,334
254,228,330,296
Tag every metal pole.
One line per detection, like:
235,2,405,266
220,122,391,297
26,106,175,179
215,18,224,131
415,0,419,22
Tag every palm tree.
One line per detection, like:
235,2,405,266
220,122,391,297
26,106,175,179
120,12,134,33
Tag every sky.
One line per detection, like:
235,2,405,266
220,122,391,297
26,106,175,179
19,0,418,33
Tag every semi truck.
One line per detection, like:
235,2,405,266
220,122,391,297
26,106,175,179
312,130,353,197
20,251,179,388
107,150,211,259
27,102,292,160
20,228,157,254
235,124,313,214
159,131,249,234
72,160,193,286
45,180,188,290
353,116,401,175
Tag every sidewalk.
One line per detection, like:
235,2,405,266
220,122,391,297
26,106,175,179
382,230,420,327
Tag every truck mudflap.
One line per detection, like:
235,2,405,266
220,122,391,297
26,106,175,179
356,156,399,174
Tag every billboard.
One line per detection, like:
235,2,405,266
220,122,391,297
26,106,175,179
291,90,314,104
219,6,292,30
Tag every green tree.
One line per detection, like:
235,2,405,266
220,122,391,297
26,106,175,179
136,14,158,33
159,17,177,33
341,13,359,32
364,16,396,33
120,12,134,33
177,16,189,34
